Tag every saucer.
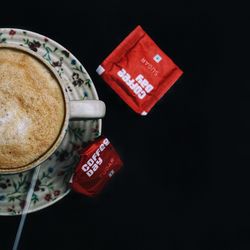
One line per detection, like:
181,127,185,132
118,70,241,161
0,28,101,215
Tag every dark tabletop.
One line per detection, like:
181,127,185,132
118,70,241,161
1,1,250,249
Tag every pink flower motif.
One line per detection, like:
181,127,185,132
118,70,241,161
9,30,16,36
73,144,82,154
57,171,65,176
44,193,52,201
7,205,15,212
19,200,26,209
54,190,60,196
91,127,98,132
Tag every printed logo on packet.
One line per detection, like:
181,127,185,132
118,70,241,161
97,25,183,115
70,136,123,197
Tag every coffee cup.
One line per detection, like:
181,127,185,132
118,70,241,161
0,44,106,174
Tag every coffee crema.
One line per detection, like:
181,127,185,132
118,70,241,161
0,48,65,170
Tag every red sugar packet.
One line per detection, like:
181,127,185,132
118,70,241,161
70,136,123,197
96,25,183,115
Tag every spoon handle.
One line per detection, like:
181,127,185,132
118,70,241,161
12,166,41,250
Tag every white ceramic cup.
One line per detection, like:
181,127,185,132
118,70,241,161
0,44,106,174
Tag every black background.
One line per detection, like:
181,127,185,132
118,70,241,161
1,1,250,249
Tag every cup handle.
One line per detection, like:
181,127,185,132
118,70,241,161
69,100,106,119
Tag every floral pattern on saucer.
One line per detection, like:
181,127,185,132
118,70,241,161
0,28,102,215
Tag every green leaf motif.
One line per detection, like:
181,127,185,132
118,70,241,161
8,194,21,202
72,64,85,73
23,38,30,45
46,47,52,52
47,183,54,191
84,79,91,88
13,182,17,192
68,126,86,142
8,196,15,202
0,33,7,43
32,193,39,204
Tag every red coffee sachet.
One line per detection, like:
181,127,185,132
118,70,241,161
96,25,183,115
70,136,123,197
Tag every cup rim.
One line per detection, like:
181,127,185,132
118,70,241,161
0,44,70,174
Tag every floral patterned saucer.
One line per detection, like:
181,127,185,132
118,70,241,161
0,28,102,215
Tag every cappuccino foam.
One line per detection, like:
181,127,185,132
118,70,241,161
0,48,65,170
